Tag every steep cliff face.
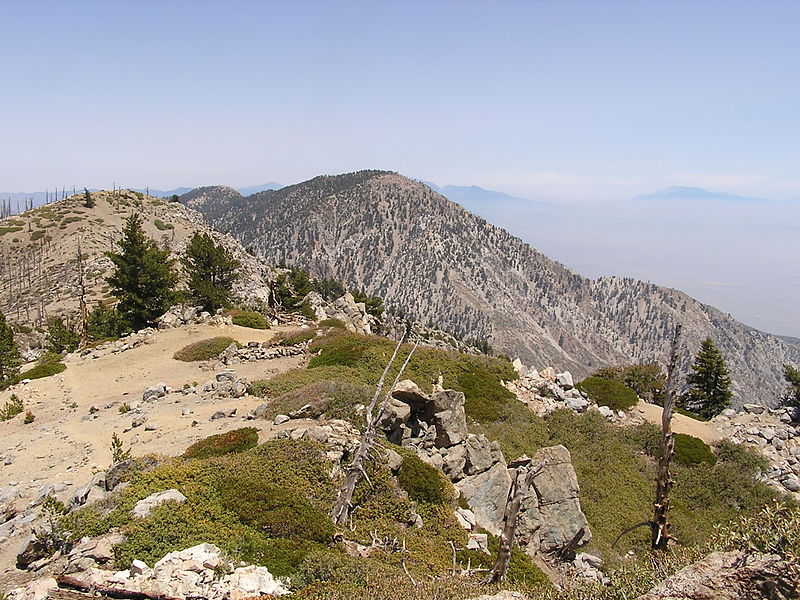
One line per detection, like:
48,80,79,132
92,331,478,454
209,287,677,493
182,171,799,407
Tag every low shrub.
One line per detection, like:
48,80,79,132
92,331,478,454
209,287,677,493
575,376,639,411
672,434,716,466
219,478,333,543
173,337,238,361
153,219,173,231
230,310,270,329
318,318,347,329
183,427,259,459
0,226,23,235
396,450,450,506
20,354,66,381
273,328,318,346
23,411,35,424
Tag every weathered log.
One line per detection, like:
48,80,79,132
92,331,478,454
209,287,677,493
56,575,181,600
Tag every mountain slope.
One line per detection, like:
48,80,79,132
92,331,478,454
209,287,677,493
181,171,799,407
0,190,273,326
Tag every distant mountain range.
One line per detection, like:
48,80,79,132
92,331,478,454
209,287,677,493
633,186,770,203
180,171,799,407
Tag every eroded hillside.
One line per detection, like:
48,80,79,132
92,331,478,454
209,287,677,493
181,172,799,407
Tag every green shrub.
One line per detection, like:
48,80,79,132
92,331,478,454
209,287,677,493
183,427,259,459
20,354,66,381
318,318,347,329
273,327,318,346
30,230,45,241
396,450,450,506
306,330,519,423
0,226,23,236
295,549,368,587
153,219,173,231
231,310,270,329
61,216,81,225
23,411,35,424
575,376,639,411
173,337,238,361
672,434,716,467
715,439,768,475
240,536,323,579
219,478,333,543
255,380,372,423
0,394,23,421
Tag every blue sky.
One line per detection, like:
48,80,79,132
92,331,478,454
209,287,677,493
1,1,798,334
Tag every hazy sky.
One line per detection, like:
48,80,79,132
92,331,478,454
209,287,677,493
1,1,798,334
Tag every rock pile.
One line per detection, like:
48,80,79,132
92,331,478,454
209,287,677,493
79,328,157,360
274,419,362,477
506,360,645,425
305,291,378,335
8,542,289,600
382,379,592,556
712,405,800,495
156,305,232,330
217,340,306,365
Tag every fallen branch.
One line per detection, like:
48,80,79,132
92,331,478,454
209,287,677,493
57,575,181,600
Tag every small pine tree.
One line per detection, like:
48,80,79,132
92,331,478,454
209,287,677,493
783,364,800,409
83,187,95,208
181,233,241,312
683,337,733,418
105,213,177,330
0,310,21,386
45,316,80,354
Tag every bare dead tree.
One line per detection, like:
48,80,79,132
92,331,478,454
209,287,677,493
76,238,89,347
332,335,417,525
651,323,682,550
612,323,683,551
485,457,548,584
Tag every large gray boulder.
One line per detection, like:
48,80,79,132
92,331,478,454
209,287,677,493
516,445,591,555
455,462,512,536
637,550,798,600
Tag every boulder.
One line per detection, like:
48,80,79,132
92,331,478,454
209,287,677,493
556,371,574,389
5,577,58,600
455,462,512,536
637,550,798,600
464,434,495,475
742,403,765,415
142,382,167,402
132,489,187,519
516,445,591,555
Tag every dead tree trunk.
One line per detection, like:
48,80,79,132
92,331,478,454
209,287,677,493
485,458,548,584
332,336,417,525
76,239,89,348
651,323,682,550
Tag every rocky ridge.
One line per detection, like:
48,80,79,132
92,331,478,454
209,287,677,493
181,171,799,408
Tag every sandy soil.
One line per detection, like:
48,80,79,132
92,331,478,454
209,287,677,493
632,400,720,443
0,322,307,589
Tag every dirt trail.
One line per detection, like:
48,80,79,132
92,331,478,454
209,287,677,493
633,400,721,443
0,322,308,588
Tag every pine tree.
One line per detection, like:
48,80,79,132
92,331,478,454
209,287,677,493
106,213,177,330
83,187,95,208
683,337,733,418
181,233,241,313
0,310,21,386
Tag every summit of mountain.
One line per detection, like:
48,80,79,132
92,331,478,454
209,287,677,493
180,170,799,408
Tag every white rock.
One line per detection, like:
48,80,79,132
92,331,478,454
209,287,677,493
132,489,187,518
467,532,489,554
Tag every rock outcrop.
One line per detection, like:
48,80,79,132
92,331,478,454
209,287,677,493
516,445,592,555
638,550,799,600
